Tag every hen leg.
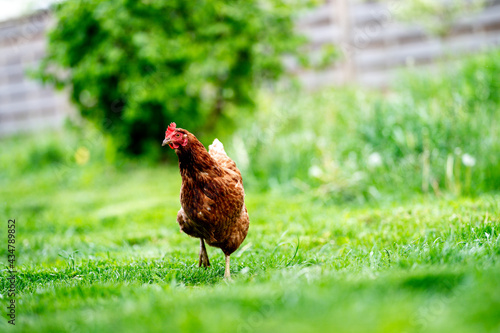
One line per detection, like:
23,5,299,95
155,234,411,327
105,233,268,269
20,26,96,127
199,238,210,267
224,254,231,279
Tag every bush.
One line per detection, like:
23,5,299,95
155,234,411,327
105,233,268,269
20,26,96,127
37,0,309,158
229,49,500,201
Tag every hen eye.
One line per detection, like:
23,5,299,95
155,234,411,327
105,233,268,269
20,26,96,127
176,133,180,137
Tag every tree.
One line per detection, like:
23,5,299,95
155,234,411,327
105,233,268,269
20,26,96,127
37,0,309,158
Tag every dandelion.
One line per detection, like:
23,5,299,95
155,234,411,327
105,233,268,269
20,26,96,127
75,147,90,165
462,153,476,195
462,154,476,167
367,152,383,168
308,165,323,178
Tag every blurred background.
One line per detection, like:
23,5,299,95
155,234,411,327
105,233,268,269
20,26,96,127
1,3,499,332
0,0,499,202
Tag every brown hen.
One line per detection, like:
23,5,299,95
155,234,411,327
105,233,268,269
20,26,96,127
162,123,249,278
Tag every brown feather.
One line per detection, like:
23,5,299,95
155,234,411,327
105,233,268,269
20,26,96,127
172,129,249,256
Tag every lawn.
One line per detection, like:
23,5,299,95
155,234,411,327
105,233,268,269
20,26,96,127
0,148,499,332
1,49,499,333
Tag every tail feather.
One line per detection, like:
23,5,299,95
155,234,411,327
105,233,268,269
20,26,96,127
208,138,226,156
208,138,240,174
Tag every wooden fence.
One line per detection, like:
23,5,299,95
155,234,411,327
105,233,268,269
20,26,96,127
294,0,500,89
1,1,500,136
0,10,74,137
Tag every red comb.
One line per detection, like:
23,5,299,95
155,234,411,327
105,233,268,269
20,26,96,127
165,122,176,136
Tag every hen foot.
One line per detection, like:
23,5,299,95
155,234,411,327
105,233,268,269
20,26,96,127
199,238,211,268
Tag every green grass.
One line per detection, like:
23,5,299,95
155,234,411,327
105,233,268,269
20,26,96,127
231,49,500,199
0,144,499,332
1,49,499,332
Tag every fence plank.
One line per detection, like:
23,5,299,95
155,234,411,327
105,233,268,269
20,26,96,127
1,2,500,136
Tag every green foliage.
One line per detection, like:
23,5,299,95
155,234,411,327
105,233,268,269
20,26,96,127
36,0,309,158
0,138,499,332
231,49,500,202
3,42,499,333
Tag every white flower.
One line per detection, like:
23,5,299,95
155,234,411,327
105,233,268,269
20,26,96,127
462,153,476,167
308,165,323,178
367,152,383,168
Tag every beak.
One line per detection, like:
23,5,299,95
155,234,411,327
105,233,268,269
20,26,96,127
162,137,171,147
